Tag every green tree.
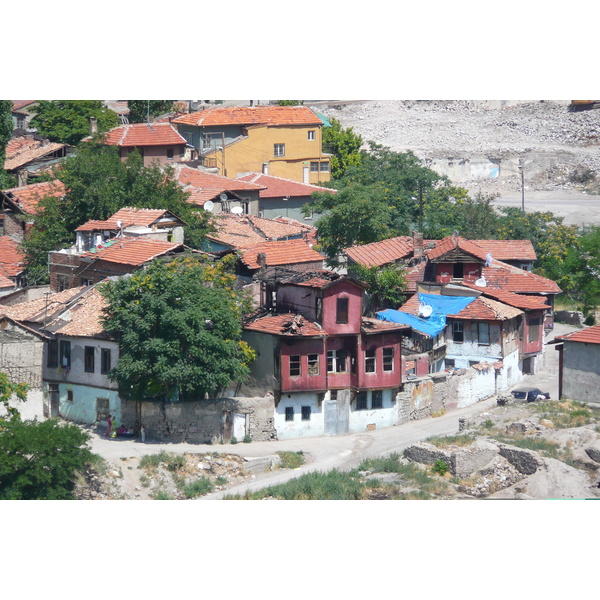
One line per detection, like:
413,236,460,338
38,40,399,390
306,185,394,266
350,262,407,312
100,254,256,402
21,143,214,284
0,371,28,420
277,100,304,106
0,99,16,189
322,117,363,179
127,100,175,123
29,100,118,146
0,418,92,500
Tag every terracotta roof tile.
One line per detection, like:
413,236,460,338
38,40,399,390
101,123,186,147
361,317,409,333
236,172,335,198
44,286,109,338
470,240,537,261
482,259,561,294
176,166,265,192
5,136,67,171
240,239,324,270
172,106,322,127
427,236,490,262
0,286,87,324
345,236,414,267
12,101,36,112
462,283,550,310
557,325,600,345
75,208,180,232
243,312,326,337
0,236,25,278
2,180,66,215
80,237,182,266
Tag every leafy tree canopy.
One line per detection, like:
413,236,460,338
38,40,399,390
22,143,214,284
0,371,28,420
100,254,256,402
350,262,407,313
0,100,16,189
322,117,363,179
127,100,175,123
277,100,304,106
29,100,118,146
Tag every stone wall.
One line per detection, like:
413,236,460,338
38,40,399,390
121,395,277,444
555,310,585,326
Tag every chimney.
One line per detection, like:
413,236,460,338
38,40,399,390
17,169,28,187
257,252,267,272
413,230,424,260
89,116,98,136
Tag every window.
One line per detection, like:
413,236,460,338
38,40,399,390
84,346,95,373
478,322,490,346
57,274,69,292
166,148,174,159
356,392,368,410
82,278,93,286
382,347,394,372
183,131,193,145
452,321,464,343
453,263,464,279
319,162,329,172
330,390,338,400
96,398,109,422
528,316,541,342
285,406,294,421
274,143,285,157
372,390,383,409
445,359,455,369
310,161,319,172
365,348,376,373
307,354,319,376
469,361,478,367
336,297,349,324
101,348,111,374
59,340,71,368
289,355,301,377
47,340,58,368
301,406,311,421
327,349,347,373
308,130,315,141
66,390,74,402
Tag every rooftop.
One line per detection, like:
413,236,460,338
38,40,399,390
75,208,183,232
1,180,66,215
78,237,183,266
470,239,537,262
0,236,25,278
557,325,600,345
176,165,265,193
243,312,326,338
240,238,324,270
172,105,323,127
4,135,67,171
236,172,336,198
345,236,414,267
427,235,490,262
100,122,187,147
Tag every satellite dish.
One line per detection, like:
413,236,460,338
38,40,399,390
231,206,243,215
203,200,214,212
219,193,228,201
475,275,487,287
418,302,433,318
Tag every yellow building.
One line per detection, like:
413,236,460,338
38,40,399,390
172,105,331,185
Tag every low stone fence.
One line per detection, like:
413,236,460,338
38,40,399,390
555,310,585,326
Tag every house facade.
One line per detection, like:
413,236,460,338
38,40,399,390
172,106,331,184
240,270,408,439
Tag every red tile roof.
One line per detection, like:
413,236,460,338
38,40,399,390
462,283,550,311
482,259,561,294
0,286,87,324
236,172,336,198
345,236,414,267
243,312,326,337
470,240,537,262
0,236,25,278
12,101,36,112
240,239,324,270
101,123,187,147
75,208,180,232
557,325,600,345
427,236,490,262
176,166,265,192
361,317,409,333
2,180,66,215
4,136,67,171
172,106,322,127
80,237,182,266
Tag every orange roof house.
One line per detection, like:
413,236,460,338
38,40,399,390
239,238,324,272
171,105,332,185
97,122,189,167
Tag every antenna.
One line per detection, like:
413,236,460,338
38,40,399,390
475,275,487,287
203,201,214,213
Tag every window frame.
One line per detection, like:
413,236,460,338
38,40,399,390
47,339,59,368
478,322,490,346
274,143,285,157
528,315,541,342
336,297,349,324
382,347,394,372
310,161,319,172
452,321,464,343
285,406,294,421
365,348,376,373
307,353,319,376
453,262,464,279
356,391,368,411
301,405,311,421
371,390,383,409
308,130,316,141
327,349,347,373
84,346,95,373
101,348,111,374
59,340,71,369
289,354,301,377
319,162,329,172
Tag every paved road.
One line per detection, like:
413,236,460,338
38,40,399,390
88,322,576,499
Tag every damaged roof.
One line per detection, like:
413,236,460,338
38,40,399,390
240,238,324,270
243,312,326,338
236,172,336,198
1,179,66,215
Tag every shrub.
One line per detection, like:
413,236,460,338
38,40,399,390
152,490,173,500
230,436,238,445
277,451,306,469
243,435,252,443
165,453,187,472
483,419,494,430
431,460,449,476
183,477,213,498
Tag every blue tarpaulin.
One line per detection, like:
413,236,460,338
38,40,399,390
377,293,476,337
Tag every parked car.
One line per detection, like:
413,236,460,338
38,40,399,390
511,386,550,402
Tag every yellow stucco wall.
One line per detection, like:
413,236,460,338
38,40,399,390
206,123,331,184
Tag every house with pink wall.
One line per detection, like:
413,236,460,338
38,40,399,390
240,268,408,439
